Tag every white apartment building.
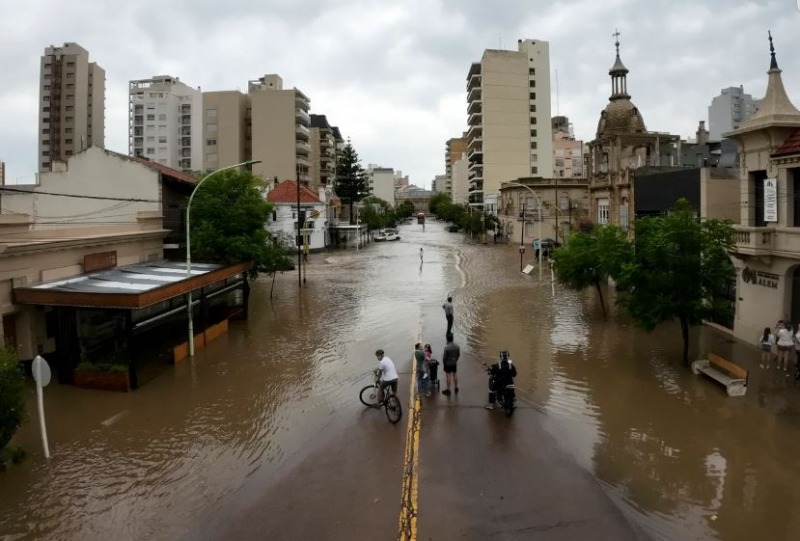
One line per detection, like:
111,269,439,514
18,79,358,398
365,165,396,206
129,75,202,170
708,86,761,141
553,130,585,178
38,43,105,172
466,39,553,207
451,153,469,205
431,174,448,193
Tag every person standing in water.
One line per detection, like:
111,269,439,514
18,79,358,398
442,296,454,335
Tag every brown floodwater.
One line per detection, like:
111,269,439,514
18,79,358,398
2,222,800,541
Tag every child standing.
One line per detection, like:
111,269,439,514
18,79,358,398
760,327,776,369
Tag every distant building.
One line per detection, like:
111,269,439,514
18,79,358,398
38,42,105,172
466,38,553,206
451,153,469,205
128,75,202,171
445,136,468,197
551,116,573,136
365,165,396,206
431,174,448,193
553,131,585,178
309,114,337,190
201,74,312,185
0,160,5,185
395,185,434,213
708,86,761,141
394,170,409,189
266,179,329,251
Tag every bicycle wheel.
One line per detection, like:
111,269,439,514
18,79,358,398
359,385,379,407
504,400,514,418
384,395,402,424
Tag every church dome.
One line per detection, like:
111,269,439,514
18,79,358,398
597,99,647,137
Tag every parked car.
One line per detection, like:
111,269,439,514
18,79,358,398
447,225,461,233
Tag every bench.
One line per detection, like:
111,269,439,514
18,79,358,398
691,353,748,397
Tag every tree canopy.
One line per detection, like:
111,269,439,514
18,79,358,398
359,196,396,230
552,225,632,316
395,200,415,220
335,143,371,224
615,199,735,363
428,192,451,215
189,169,292,278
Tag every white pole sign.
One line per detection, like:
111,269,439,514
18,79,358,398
764,178,778,222
32,355,51,459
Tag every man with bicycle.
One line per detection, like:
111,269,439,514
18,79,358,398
375,349,398,404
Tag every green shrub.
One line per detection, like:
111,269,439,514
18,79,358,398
0,347,25,452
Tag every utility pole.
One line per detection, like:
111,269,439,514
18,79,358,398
296,168,302,288
519,200,526,272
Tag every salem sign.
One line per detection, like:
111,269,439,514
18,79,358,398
741,267,779,289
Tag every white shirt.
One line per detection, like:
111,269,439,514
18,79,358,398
378,357,398,381
777,327,794,347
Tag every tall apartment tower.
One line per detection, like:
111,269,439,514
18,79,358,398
128,75,202,170
202,90,250,173
248,74,311,184
38,43,105,172
309,114,337,188
708,86,761,141
466,39,552,206
445,135,468,198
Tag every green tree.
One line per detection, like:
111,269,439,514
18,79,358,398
396,200,415,220
190,169,287,278
429,192,451,215
335,143,370,224
0,347,25,454
615,199,735,364
552,225,632,317
359,196,394,230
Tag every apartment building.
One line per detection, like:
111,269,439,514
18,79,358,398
708,86,761,141
725,38,800,342
200,75,311,184
38,42,105,172
431,174,448,193
445,136,468,198
465,39,553,207
201,91,250,173
129,75,202,170
365,165,395,206
0,160,5,185
310,114,337,189
451,153,470,205
553,130,585,178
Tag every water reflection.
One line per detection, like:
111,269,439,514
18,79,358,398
3,223,800,541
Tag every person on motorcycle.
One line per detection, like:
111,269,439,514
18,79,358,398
485,349,517,410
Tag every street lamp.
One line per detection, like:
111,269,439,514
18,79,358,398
186,160,261,358
504,181,543,281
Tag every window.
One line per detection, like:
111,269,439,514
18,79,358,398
207,109,217,119
529,80,536,87
146,147,155,154
65,94,73,100
147,124,155,130
66,72,74,79
42,150,49,156
530,129,537,137
531,142,537,150
598,199,610,224
42,128,49,134
531,167,538,174
65,116,73,122
65,105,73,111
529,92,536,100
65,139,72,144
620,201,629,229
530,105,536,112
158,136,167,144
531,154,538,162
147,114,155,121
42,162,50,168
158,147,167,153
555,158,564,167
531,117,537,124
529,68,535,75
44,85,50,91
158,114,167,121
146,136,155,142
65,150,72,156
43,106,50,112
206,139,217,146
43,117,50,123
43,96,50,102
65,127,73,133
207,123,218,133
66,61,74,67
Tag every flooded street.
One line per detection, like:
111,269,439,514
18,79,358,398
2,221,800,540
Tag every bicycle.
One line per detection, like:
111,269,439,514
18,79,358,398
359,371,403,424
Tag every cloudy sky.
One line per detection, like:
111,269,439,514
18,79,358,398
1,0,798,187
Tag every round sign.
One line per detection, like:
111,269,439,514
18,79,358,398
32,355,51,387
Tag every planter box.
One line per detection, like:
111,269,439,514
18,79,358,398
73,370,130,392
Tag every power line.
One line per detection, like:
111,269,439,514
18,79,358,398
0,186,160,203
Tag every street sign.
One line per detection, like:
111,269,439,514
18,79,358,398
309,210,320,219
32,355,51,458
764,178,778,222
522,264,535,275
32,355,51,387
518,245,525,253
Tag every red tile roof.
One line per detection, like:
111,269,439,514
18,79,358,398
267,180,321,204
772,128,800,158
133,158,197,185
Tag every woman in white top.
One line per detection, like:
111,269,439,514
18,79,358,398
776,323,794,373
759,327,776,369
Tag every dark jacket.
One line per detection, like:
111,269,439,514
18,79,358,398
490,359,517,389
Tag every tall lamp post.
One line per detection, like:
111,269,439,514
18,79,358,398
505,182,543,281
186,160,261,358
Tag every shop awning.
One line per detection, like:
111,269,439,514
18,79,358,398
13,260,251,309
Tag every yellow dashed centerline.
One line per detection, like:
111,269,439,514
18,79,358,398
398,328,423,541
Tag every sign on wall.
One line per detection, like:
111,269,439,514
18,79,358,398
741,267,779,289
764,178,778,222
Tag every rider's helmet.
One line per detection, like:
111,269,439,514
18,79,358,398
375,349,384,358
499,349,510,362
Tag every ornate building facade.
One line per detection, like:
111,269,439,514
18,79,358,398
586,37,678,229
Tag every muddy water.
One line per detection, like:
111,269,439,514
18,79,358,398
2,222,800,541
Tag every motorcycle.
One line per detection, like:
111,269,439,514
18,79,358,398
485,364,515,417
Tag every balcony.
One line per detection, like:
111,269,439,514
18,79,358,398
468,111,482,126
467,86,482,103
181,137,191,147
467,146,482,161
296,124,310,140
296,156,311,167
295,108,310,126
467,123,482,140
467,134,483,150
467,99,482,115
732,225,800,260
467,73,481,91
296,141,311,155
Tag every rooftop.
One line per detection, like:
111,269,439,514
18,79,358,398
267,180,321,204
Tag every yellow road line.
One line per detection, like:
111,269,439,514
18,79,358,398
398,329,423,541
